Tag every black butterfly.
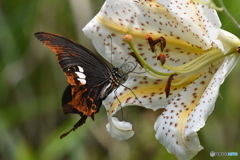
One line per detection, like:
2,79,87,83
34,32,124,138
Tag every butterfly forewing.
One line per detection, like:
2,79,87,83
35,32,120,138
34,32,112,84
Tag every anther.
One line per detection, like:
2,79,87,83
165,74,176,98
157,53,166,65
237,45,240,53
158,37,166,52
145,34,155,52
145,34,166,52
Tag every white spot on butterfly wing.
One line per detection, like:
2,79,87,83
75,66,86,84
78,66,84,72
75,72,86,79
78,78,86,84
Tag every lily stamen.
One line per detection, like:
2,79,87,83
145,34,166,53
124,34,238,79
124,34,239,98
123,34,174,77
157,53,166,66
165,74,176,98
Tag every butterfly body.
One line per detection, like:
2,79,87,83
35,32,122,138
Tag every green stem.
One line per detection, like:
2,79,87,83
218,0,240,29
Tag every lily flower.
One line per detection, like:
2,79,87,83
83,0,240,159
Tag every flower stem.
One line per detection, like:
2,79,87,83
217,0,240,29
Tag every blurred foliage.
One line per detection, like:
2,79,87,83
0,0,239,160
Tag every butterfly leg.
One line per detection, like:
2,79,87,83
60,115,88,139
119,84,142,105
113,88,125,119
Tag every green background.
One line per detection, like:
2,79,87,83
0,0,239,159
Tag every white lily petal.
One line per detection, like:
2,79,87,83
106,117,134,140
83,0,142,68
83,0,222,71
220,29,240,52
154,53,239,160
82,0,240,159
219,29,240,76
158,0,222,50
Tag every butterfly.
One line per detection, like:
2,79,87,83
34,32,124,138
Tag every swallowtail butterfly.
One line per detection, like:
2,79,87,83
35,32,124,138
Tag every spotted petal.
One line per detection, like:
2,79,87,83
82,0,240,159
84,0,221,70
158,0,222,50
154,53,239,160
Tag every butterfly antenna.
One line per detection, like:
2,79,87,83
118,54,132,69
119,54,147,76
124,61,137,74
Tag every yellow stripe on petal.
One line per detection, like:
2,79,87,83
95,1,204,50
97,14,201,51
106,70,206,116
154,61,223,159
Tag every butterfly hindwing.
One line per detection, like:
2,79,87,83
35,32,119,138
